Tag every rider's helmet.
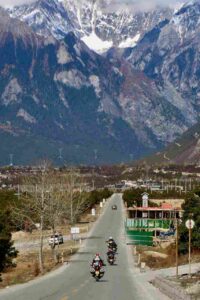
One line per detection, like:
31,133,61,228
109,236,113,240
95,253,100,260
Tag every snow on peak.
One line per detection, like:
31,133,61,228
7,0,174,54
81,31,113,54
118,34,140,49
17,109,36,124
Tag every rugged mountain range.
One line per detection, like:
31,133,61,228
0,7,193,165
9,0,173,53
122,0,200,166
124,0,200,117
0,1,200,165
0,8,136,165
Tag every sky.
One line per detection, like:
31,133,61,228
0,0,35,7
103,0,187,11
0,0,188,10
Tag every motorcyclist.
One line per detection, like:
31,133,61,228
90,253,105,280
91,253,104,268
107,237,117,249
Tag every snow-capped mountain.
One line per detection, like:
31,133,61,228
1,1,200,165
8,0,173,54
8,0,74,39
0,8,193,165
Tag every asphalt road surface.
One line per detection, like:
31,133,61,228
0,194,169,300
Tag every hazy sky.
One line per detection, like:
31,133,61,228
103,0,187,11
0,0,35,7
0,0,188,9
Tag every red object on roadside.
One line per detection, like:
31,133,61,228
161,203,173,210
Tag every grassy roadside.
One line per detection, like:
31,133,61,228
0,241,79,287
134,245,200,270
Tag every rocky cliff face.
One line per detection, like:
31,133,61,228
124,1,200,120
142,121,200,165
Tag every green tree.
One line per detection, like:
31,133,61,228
123,188,158,207
0,190,21,230
123,188,144,207
87,188,113,208
0,210,18,281
179,192,200,254
0,190,17,210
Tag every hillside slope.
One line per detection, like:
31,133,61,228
140,122,200,165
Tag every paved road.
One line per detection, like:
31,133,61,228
0,194,169,300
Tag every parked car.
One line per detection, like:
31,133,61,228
112,205,117,210
48,233,64,246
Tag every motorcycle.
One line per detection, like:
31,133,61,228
108,242,117,254
90,262,105,281
107,251,115,265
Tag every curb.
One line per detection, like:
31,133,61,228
153,276,193,300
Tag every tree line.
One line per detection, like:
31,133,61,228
0,163,113,279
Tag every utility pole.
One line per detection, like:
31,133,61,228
17,184,20,200
9,153,14,166
58,148,63,163
189,225,191,277
185,217,195,278
70,172,74,225
94,149,98,164
176,218,179,278
92,180,95,190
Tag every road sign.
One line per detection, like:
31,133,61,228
185,219,195,229
185,219,195,277
142,193,149,208
71,227,80,234
91,208,96,216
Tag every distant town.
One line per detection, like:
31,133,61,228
1,163,200,193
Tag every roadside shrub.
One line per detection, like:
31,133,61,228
0,209,18,281
179,191,200,254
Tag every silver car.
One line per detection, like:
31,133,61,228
48,233,64,246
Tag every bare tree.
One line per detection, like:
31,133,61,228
64,169,86,224
45,176,66,263
13,161,52,273
12,165,87,271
